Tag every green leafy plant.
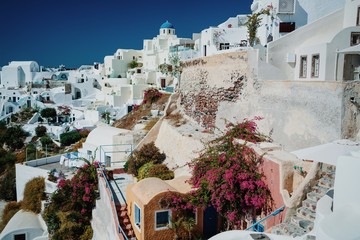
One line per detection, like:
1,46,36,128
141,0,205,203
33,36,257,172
128,60,139,69
246,9,270,46
60,131,82,146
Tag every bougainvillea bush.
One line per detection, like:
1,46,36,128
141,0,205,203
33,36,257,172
43,161,99,239
170,117,273,230
142,88,163,105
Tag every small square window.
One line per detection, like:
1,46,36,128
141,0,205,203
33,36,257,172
155,210,171,230
87,150,92,156
351,32,360,46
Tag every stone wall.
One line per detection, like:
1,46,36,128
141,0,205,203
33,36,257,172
179,51,360,151
180,52,248,128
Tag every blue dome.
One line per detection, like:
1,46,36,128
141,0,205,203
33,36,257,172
160,21,174,29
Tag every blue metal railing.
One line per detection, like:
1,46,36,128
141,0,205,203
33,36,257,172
101,169,129,240
246,205,285,232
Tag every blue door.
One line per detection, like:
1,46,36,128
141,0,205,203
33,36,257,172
203,206,218,239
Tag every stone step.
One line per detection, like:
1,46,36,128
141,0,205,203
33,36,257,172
318,176,334,189
303,198,317,211
312,185,329,195
273,223,307,237
297,207,316,221
307,191,323,202
120,210,127,217
126,223,133,230
127,230,134,238
291,216,314,232
123,217,130,224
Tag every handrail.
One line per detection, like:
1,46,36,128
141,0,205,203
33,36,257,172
101,169,129,240
246,205,285,232
113,178,127,207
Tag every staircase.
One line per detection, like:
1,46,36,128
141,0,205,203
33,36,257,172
271,164,335,237
116,204,136,239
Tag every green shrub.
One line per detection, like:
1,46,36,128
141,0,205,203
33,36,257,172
125,142,166,176
22,177,45,214
0,167,16,201
80,225,93,240
60,131,82,146
137,162,154,181
147,164,174,180
35,125,47,137
40,136,53,146
0,201,21,232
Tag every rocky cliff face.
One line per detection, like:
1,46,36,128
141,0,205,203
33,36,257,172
179,51,359,150
180,52,249,128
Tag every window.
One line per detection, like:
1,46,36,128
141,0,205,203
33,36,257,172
87,150,92,156
168,29,171,34
311,54,320,78
14,233,26,240
155,210,171,230
279,22,295,33
134,203,141,230
299,56,307,78
351,32,360,46
357,7,360,25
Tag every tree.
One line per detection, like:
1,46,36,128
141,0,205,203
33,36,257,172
35,125,47,137
246,9,270,46
60,131,82,146
40,108,57,123
172,118,273,230
1,125,28,150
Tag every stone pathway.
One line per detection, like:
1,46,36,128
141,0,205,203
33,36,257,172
271,164,335,237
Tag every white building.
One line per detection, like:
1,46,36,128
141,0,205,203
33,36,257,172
0,210,48,240
194,0,346,58
104,49,143,79
143,21,194,87
0,61,40,89
263,0,360,81
77,124,133,168
196,15,250,57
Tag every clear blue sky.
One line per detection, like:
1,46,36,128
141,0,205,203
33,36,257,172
0,0,253,68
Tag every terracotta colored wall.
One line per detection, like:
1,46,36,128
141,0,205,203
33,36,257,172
126,188,204,240
259,158,286,229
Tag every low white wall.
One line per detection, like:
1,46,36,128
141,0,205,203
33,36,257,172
25,155,61,167
92,176,122,240
155,120,205,176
